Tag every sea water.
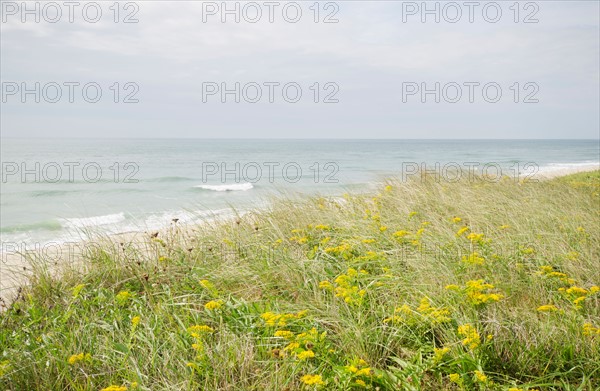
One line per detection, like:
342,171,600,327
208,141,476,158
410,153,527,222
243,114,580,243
1,138,598,247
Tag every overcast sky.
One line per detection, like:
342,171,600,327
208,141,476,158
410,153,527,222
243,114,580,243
1,1,598,138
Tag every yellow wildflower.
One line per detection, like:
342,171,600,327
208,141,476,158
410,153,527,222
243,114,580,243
379,226,388,232
188,325,214,334
274,330,294,339
300,374,325,386
116,291,132,305
461,252,485,265
474,370,488,383
449,373,462,384
131,316,141,329
100,386,127,391
362,238,375,244
583,323,600,336
458,324,480,350
355,379,367,387
297,350,315,360
452,216,462,223
393,230,410,238
204,300,224,311
537,305,558,312
68,352,91,365
456,226,470,236
433,347,450,362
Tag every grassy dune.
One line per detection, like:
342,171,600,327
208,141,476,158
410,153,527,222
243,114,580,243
1,172,599,390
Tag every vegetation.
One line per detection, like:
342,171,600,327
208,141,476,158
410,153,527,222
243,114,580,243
1,172,599,390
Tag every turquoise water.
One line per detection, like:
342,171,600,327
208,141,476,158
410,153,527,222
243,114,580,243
1,139,598,247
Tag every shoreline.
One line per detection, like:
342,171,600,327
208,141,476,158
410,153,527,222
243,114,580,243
1,166,598,310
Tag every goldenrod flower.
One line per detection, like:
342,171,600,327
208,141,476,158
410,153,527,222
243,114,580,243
474,370,488,383
452,216,462,223
116,291,132,305
393,230,410,238
204,300,223,311
67,352,91,365
537,305,558,312
300,374,325,386
100,386,127,391
433,347,450,363
456,226,470,236
449,373,462,384
274,330,294,339
297,350,315,360
355,379,367,387
379,226,387,232
458,324,480,350
188,325,214,334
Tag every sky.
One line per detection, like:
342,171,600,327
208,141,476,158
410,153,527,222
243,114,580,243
0,0,599,139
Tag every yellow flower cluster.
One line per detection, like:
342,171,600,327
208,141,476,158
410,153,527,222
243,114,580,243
261,310,308,327
100,386,127,391
344,358,373,386
204,300,224,311
536,266,575,285
131,316,141,330
289,236,309,244
116,291,132,305
466,232,485,244
449,373,462,384
199,279,219,296
393,230,410,238
324,242,354,260
456,226,469,237
474,370,488,383
446,280,503,306
274,330,295,339
559,285,599,309
67,352,91,365
537,304,559,312
461,252,485,265
187,325,215,335
384,297,451,325
583,323,600,336
275,327,326,361
458,324,481,350
432,347,450,363
322,268,367,305
300,374,325,386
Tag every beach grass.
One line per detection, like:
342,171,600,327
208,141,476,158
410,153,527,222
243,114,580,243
1,171,599,390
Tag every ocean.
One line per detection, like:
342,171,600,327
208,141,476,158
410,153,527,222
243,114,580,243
1,139,598,248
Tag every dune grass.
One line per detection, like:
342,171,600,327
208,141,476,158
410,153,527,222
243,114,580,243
1,172,599,390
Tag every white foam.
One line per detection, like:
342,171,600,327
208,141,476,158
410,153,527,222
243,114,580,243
536,161,599,177
194,183,254,192
59,212,126,229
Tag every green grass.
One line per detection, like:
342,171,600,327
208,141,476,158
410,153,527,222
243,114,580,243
1,172,599,390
